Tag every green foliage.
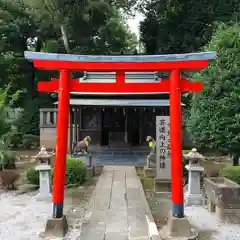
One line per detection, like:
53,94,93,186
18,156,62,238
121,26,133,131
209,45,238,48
2,131,22,148
140,0,240,54
2,150,16,168
25,167,39,185
92,8,138,53
0,151,16,170
187,23,240,160
65,157,86,186
15,103,40,136
0,106,11,137
0,0,138,132
22,134,39,149
0,137,16,170
219,166,240,184
26,157,86,186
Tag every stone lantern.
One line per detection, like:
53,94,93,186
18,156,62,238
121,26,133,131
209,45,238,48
184,148,205,206
35,146,54,165
34,146,53,202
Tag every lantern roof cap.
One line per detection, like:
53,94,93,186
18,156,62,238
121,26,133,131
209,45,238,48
184,148,204,160
35,146,54,158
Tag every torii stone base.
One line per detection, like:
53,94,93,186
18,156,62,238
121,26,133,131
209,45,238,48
159,212,198,240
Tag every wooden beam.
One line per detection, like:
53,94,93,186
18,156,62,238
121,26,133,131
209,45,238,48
33,59,209,71
37,78,203,93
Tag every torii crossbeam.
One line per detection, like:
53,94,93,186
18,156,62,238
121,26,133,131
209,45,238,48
24,51,216,222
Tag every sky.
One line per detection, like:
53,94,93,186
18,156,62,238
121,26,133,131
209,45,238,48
126,13,145,40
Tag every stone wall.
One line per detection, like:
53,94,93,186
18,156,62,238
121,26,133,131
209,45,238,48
40,126,72,150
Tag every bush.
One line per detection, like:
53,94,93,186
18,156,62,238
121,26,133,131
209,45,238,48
219,166,240,185
26,167,39,185
22,134,39,149
65,157,86,186
26,157,86,187
2,132,22,148
0,107,11,137
0,151,17,170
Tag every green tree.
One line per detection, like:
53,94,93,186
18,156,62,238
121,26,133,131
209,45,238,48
140,0,240,54
187,23,240,165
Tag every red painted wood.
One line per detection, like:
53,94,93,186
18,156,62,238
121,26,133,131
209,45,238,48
33,59,209,71
169,69,184,215
37,78,203,93
52,70,70,205
116,71,125,84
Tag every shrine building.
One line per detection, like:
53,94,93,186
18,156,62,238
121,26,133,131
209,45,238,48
39,71,185,150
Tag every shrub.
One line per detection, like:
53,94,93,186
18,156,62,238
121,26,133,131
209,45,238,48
22,134,39,149
26,167,39,185
0,107,11,137
25,157,86,187
65,157,86,186
2,132,22,148
219,166,240,185
0,151,17,170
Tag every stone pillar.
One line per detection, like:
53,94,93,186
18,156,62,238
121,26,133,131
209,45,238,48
35,164,52,201
40,110,44,125
53,111,57,124
46,112,51,124
184,148,204,206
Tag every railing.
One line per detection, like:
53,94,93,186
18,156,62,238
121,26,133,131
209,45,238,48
40,108,58,126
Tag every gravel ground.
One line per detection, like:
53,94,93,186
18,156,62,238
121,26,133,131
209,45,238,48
0,190,88,240
1,188,240,240
185,206,240,240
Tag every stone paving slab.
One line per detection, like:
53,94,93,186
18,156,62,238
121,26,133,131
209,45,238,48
80,166,148,240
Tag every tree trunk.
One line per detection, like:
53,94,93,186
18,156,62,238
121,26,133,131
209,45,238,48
60,25,70,53
233,155,239,166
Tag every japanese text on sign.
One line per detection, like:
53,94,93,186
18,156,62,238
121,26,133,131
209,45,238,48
156,116,170,169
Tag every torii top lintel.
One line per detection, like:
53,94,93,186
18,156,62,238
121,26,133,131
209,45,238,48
24,51,216,93
24,51,216,71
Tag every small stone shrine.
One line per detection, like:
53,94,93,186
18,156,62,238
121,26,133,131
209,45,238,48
184,148,204,206
34,146,53,201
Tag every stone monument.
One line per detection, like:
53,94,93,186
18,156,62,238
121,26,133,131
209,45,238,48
154,116,171,191
35,147,53,201
184,148,204,206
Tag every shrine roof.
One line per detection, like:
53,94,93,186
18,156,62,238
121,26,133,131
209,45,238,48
25,51,216,63
54,99,185,106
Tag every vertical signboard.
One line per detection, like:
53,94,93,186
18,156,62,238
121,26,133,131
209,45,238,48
156,116,171,180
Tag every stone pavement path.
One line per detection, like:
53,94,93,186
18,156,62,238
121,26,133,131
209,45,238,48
80,166,149,240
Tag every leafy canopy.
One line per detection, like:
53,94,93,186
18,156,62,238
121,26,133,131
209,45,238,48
187,23,240,156
140,0,240,54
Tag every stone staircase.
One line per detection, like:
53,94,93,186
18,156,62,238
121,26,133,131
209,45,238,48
90,147,148,166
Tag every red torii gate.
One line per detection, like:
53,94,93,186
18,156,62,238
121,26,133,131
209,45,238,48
25,51,216,221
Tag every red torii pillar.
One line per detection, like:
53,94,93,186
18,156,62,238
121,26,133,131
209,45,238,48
25,51,216,220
